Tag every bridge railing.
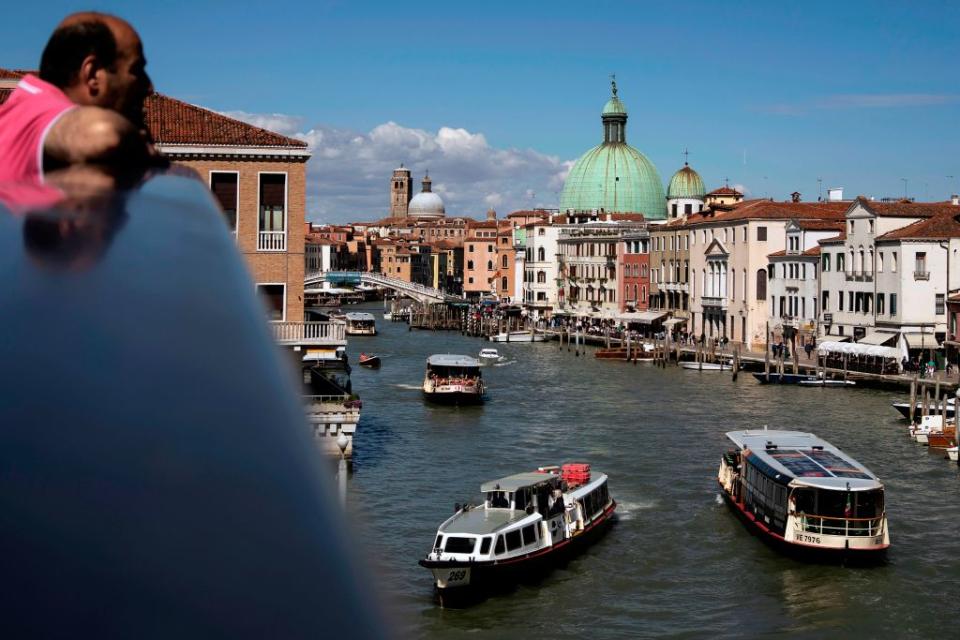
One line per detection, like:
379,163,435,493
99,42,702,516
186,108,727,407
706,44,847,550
306,270,458,301
271,321,346,345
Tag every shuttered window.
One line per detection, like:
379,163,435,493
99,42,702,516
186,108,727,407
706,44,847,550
211,172,238,230
259,174,286,232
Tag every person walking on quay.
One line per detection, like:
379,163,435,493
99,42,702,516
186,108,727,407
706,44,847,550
804,341,813,360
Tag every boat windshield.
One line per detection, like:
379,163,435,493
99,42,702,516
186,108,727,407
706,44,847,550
792,487,884,519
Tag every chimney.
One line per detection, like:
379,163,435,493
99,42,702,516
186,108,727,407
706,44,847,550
791,192,801,203
952,194,959,206
486,209,497,221
827,187,843,202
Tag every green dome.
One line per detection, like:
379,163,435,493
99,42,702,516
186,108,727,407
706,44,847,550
667,164,706,199
560,80,666,219
602,96,627,115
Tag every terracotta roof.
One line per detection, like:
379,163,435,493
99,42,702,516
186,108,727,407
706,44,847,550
685,200,847,226
818,231,847,244
0,68,23,80
707,186,743,197
793,219,845,231
855,197,955,218
467,220,498,229
876,212,960,241
507,210,550,219
146,93,306,148
804,246,822,256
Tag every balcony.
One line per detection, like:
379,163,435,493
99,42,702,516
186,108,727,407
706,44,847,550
701,295,727,309
914,270,930,281
258,230,287,251
271,321,346,346
844,271,874,282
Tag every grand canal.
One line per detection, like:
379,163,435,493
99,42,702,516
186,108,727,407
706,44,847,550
341,304,960,639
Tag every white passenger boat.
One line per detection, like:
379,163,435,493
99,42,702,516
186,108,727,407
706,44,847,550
489,330,548,343
799,379,856,387
478,348,501,361
680,361,730,371
419,464,615,603
344,312,376,336
892,397,955,420
947,446,958,462
718,430,889,563
423,355,485,404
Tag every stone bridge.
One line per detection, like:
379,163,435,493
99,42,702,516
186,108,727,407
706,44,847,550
305,271,459,304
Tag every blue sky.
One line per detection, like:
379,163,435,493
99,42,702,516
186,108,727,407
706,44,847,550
5,1,960,222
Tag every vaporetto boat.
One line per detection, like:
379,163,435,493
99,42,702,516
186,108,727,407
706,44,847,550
422,354,485,404
718,430,889,563
419,464,615,603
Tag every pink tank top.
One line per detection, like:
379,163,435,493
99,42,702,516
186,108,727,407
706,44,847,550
0,75,75,183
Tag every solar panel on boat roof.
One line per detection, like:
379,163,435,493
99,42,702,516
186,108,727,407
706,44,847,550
769,450,871,480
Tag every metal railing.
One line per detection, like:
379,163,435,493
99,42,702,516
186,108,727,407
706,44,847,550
303,395,361,409
271,321,346,344
258,230,287,251
794,513,884,537
914,270,930,281
702,295,727,308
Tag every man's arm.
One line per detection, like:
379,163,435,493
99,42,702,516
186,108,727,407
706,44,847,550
43,106,155,168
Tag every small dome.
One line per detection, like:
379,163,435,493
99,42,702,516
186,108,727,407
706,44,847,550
408,192,445,217
667,164,706,200
602,96,627,116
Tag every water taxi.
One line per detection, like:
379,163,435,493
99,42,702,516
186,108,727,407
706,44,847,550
718,430,889,563
753,373,817,384
423,355,485,404
419,464,615,603
892,396,955,420
489,330,548,343
344,312,376,336
478,348,501,361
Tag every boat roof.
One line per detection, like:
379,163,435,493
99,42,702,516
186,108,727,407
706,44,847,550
726,430,882,491
344,312,375,321
427,354,480,368
438,508,532,536
480,472,558,493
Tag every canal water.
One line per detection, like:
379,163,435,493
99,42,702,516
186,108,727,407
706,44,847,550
342,304,960,639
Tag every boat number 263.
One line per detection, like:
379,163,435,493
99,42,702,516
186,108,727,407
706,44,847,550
446,569,467,583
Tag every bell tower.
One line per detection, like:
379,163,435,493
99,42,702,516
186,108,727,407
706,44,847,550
390,164,412,218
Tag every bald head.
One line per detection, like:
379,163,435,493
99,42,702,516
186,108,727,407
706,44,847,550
40,12,152,127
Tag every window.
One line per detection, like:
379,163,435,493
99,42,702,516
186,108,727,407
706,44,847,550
757,226,767,241
916,252,928,275
211,172,238,231
936,293,945,315
849,291,854,311
878,252,884,272
444,537,476,554
849,220,855,234
467,260,474,270
822,291,830,312
671,203,678,217
755,270,767,301
538,247,545,261
258,174,286,249
839,290,844,311
501,277,508,290
522,525,536,546
487,260,493,271
256,284,285,321
869,220,875,234
877,293,885,314
684,203,692,215
890,293,897,315
837,253,845,272
537,271,546,283
892,252,897,272
479,537,492,555
488,244,494,252
502,254,508,268
494,535,505,554
468,244,474,252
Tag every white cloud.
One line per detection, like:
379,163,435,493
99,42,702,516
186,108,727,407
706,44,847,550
279,119,572,223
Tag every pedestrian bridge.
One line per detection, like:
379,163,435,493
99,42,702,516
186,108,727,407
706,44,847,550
305,271,459,304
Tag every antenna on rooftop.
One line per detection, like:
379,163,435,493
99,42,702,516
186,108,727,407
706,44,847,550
901,177,908,199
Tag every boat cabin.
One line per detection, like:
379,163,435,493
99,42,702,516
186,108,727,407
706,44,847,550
344,312,376,335
481,472,565,516
425,355,482,385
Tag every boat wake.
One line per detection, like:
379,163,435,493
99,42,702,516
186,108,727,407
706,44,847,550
714,494,724,506
391,383,423,391
615,499,656,521
493,360,517,367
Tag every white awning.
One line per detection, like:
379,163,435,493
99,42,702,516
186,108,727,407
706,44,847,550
902,332,938,349
620,311,668,324
817,341,901,359
857,331,898,346
663,318,687,328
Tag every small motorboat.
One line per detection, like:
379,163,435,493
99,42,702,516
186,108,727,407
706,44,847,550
478,348,501,361
754,373,817,384
947,446,958,462
680,361,730,371
358,353,381,368
892,397,955,420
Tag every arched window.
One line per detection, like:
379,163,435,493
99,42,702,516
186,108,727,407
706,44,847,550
756,269,767,301
537,271,546,283
501,277,508,291
538,247,545,261
634,284,639,301
502,254,508,268
487,260,493,271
